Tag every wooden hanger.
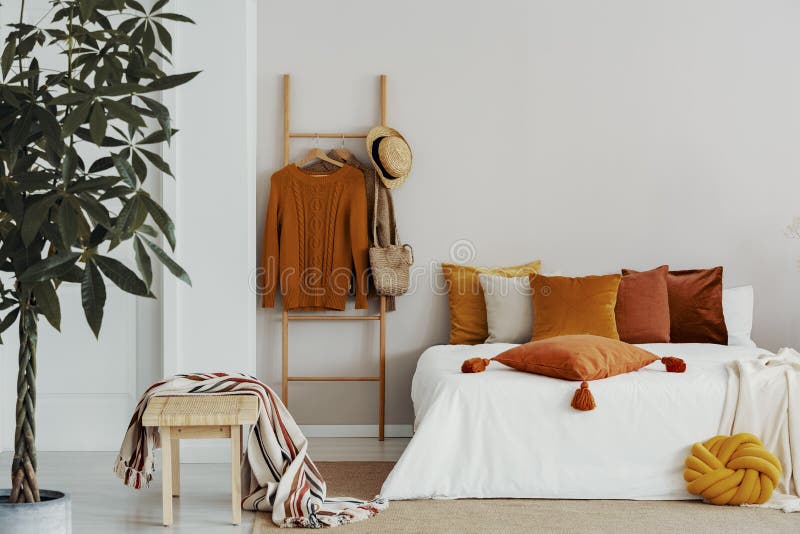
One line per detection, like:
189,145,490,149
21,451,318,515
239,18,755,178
294,134,344,168
331,133,351,160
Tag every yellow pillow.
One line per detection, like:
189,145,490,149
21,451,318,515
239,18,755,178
530,273,621,341
442,260,541,345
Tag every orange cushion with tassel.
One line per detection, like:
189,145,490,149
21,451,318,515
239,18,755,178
461,334,685,410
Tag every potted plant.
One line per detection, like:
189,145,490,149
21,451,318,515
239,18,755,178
0,1,196,531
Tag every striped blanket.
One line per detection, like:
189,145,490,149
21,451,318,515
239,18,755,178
114,372,388,528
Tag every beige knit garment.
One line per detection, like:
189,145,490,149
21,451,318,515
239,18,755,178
305,151,399,311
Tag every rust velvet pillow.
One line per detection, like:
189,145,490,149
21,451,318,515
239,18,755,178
461,334,685,410
615,265,671,343
666,267,727,344
530,274,621,341
493,334,660,382
442,260,541,345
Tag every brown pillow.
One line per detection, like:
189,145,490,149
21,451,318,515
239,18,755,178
666,267,727,344
460,334,686,411
442,260,541,345
615,265,671,343
530,274,621,341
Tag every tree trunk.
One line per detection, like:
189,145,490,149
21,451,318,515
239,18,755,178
9,299,39,503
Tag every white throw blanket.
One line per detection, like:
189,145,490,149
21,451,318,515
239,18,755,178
720,348,800,512
114,373,388,528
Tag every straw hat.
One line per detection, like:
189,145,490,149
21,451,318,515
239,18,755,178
366,126,412,190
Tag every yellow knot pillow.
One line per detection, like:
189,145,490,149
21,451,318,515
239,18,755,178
684,433,781,505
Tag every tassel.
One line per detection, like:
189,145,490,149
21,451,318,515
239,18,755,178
571,381,596,411
661,356,686,373
461,358,491,373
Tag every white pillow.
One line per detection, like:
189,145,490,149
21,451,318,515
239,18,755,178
723,286,756,347
478,274,533,344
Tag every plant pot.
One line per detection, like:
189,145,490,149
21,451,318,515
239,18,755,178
0,490,71,534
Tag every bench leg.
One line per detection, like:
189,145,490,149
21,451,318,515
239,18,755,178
231,425,242,525
171,438,180,497
160,427,173,526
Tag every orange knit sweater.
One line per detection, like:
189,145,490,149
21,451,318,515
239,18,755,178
261,164,370,311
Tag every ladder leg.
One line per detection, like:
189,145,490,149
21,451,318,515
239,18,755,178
379,296,386,441
282,309,289,406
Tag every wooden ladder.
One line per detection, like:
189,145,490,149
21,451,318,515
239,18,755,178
279,74,388,440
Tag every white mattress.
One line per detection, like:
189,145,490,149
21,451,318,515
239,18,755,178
381,342,766,500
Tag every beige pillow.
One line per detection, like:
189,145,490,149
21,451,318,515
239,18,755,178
479,274,533,344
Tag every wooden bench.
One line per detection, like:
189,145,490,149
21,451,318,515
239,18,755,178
142,395,259,526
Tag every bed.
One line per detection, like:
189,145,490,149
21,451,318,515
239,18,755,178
380,342,767,501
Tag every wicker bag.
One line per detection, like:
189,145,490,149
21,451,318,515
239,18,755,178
368,180,413,296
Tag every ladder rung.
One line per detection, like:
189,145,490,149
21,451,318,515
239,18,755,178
288,376,380,382
287,315,380,321
289,132,367,139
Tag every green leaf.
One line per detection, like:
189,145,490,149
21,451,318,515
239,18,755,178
94,255,149,296
136,128,177,145
89,103,107,145
142,22,156,56
138,95,171,143
0,307,19,335
152,20,172,53
138,147,172,176
139,193,175,249
8,68,40,84
67,175,121,193
3,181,24,221
127,0,147,13
76,195,111,228
21,194,57,246
57,264,84,284
75,127,127,147
80,0,99,20
57,199,78,245
48,93,90,106
62,100,93,138
62,146,78,183
116,195,146,236
33,281,61,330
136,224,159,238
151,0,170,13
146,71,200,92
81,260,105,338
19,253,81,283
2,39,17,79
142,237,191,286
133,236,153,288
96,83,148,97
103,98,146,128
131,149,147,182
111,153,137,187
88,157,115,174
32,106,62,143
117,17,139,36
153,13,195,24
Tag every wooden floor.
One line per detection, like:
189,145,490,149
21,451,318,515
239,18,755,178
0,438,410,533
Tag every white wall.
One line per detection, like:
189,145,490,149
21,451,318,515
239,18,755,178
257,0,800,427
162,0,257,377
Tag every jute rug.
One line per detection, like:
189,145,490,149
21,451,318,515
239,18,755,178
254,462,799,533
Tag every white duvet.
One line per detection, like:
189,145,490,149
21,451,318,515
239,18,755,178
381,343,766,501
